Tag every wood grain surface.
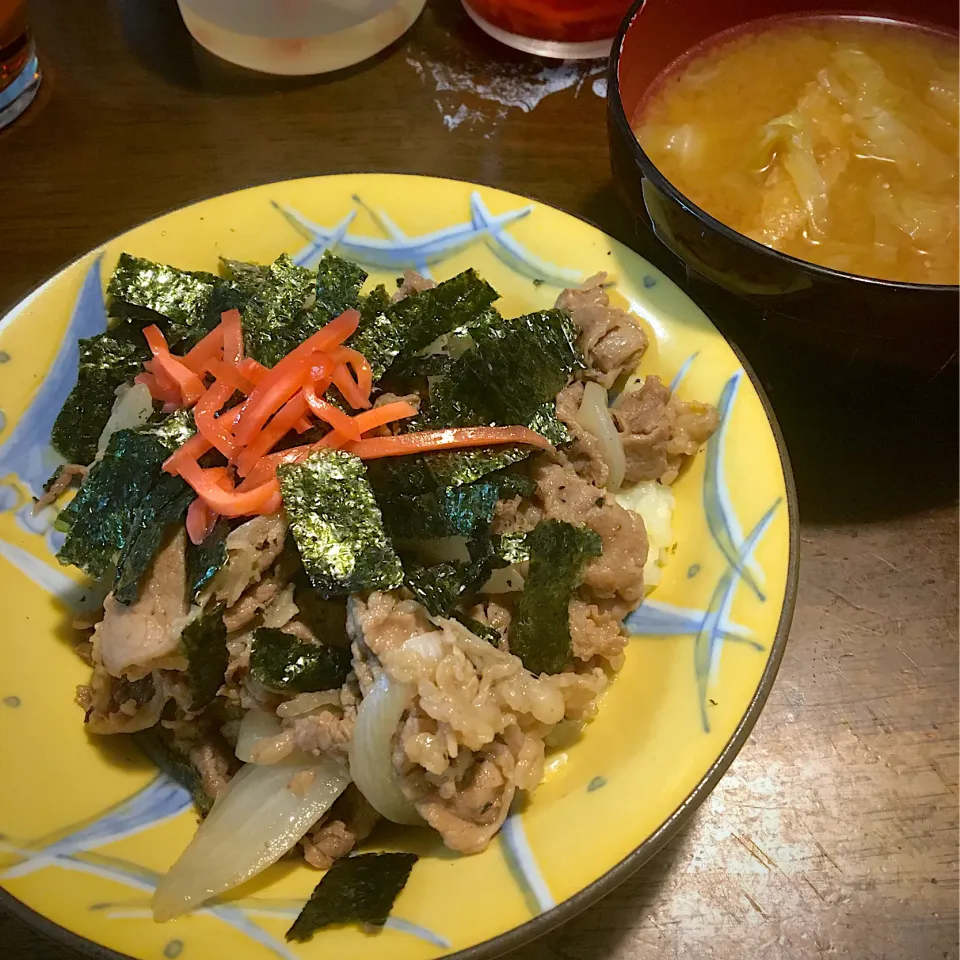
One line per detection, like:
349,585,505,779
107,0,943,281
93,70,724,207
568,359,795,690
1,2,957,959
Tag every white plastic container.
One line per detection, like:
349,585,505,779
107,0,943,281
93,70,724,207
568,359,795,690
177,0,426,75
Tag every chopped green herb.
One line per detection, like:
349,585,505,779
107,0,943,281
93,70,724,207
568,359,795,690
510,520,602,676
286,852,418,943
50,328,152,465
180,603,228,710
240,255,319,367
133,727,214,815
56,418,191,581
186,520,229,601
278,451,403,598
107,253,217,344
112,476,194,604
315,252,367,317
250,627,352,693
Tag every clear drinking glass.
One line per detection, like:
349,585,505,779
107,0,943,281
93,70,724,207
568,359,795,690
177,0,427,75
461,0,634,58
0,0,40,130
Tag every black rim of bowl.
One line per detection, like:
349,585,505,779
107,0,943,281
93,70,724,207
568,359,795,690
0,172,801,960
607,0,960,296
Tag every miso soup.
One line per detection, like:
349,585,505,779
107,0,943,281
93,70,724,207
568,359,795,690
634,17,959,285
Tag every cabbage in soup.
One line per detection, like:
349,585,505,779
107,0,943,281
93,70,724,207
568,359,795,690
634,17,959,285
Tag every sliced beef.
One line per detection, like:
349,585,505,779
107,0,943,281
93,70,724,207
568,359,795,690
301,785,380,869
533,462,647,607
346,592,435,662
188,733,237,801
556,273,648,387
613,376,719,484
34,463,87,513
569,599,630,664
393,270,436,302
531,462,648,663
283,706,355,761
93,528,189,679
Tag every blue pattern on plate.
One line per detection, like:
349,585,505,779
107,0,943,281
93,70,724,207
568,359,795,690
274,192,583,285
0,537,100,610
500,808,555,917
703,374,767,601
1,776,191,881
0,255,107,498
669,351,699,393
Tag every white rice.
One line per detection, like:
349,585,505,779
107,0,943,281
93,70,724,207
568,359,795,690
615,480,676,588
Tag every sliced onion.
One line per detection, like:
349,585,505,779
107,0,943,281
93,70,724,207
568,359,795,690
96,383,153,459
482,564,525,593
152,757,349,921
576,380,626,491
349,672,422,826
234,708,283,763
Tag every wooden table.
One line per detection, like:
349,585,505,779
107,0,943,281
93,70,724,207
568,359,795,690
2,2,957,958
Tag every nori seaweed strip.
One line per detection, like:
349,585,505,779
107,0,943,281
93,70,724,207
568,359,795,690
220,258,271,292
415,308,584,429
106,253,218,343
366,405,569,495
510,520,602,676
50,327,153,465
180,603,229,710
112,476,195,604
404,562,467,617
493,531,532,565
346,270,497,383
250,627,352,693
402,534,498,618
378,481,499,541
186,519,229,601
315,252,367,317
278,451,404,598
133,728,214,816
462,308,584,423
138,408,197,448
56,412,195,582
239,255,319,367
292,576,350,648
286,852,418,942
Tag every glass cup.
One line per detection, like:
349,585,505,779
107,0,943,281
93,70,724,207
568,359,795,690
0,0,40,130
461,0,634,58
177,0,427,75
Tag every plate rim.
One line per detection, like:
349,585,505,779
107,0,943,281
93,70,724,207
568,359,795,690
0,171,800,960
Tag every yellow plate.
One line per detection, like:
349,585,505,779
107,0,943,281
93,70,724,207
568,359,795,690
0,174,798,960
